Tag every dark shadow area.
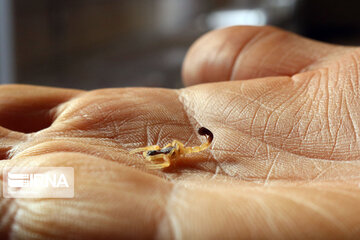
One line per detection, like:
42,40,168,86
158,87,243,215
0,107,53,133
0,146,11,160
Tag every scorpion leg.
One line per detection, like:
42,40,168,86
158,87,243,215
129,145,161,154
147,155,171,169
171,140,186,155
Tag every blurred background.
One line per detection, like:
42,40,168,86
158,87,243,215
1,0,360,90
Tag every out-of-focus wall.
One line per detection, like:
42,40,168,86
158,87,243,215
14,0,217,89
6,0,360,89
15,1,156,74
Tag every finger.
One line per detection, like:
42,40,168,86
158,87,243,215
0,84,83,133
0,153,172,239
159,180,360,239
182,26,350,86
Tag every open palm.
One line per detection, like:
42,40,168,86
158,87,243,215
1,26,360,239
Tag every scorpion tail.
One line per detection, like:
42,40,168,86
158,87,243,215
185,127,213,153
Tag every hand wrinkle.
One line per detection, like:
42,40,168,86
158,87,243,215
178,89,228,176
156,183,183,240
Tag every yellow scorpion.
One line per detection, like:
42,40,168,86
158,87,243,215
130,127,213,169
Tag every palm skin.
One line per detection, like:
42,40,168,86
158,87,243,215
1,26,360,239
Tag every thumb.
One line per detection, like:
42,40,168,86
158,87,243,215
182,26,347,86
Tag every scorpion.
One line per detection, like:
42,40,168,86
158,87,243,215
130,127,213,169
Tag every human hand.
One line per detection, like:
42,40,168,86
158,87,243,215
1,26,360,239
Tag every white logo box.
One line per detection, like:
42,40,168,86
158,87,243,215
3,167,74,198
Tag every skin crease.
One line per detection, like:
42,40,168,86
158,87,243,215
0,26,360,239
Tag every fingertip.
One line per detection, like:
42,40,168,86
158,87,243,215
182,26,265,86
182,25,336,86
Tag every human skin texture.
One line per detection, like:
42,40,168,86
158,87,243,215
1,26,360,239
